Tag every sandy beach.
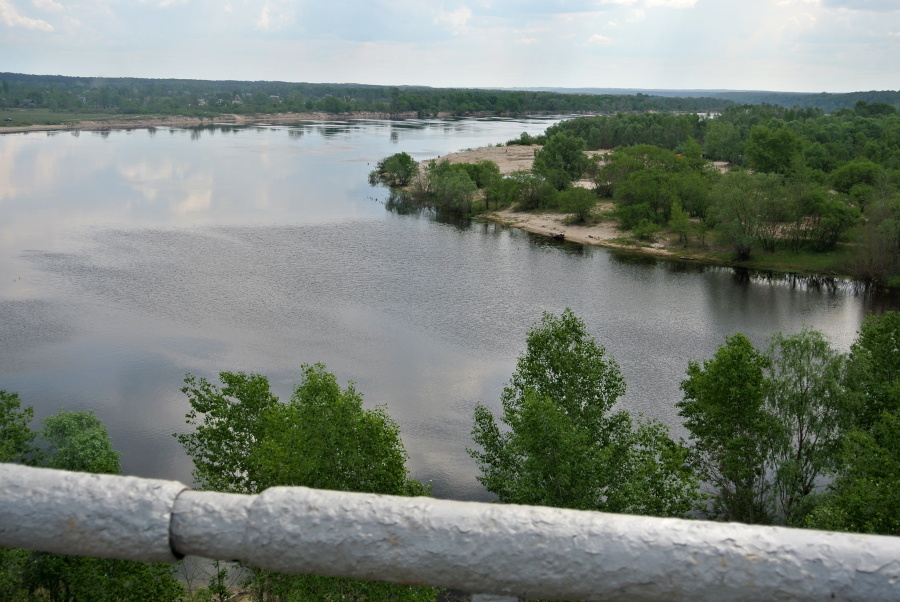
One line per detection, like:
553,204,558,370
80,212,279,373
437,146,693,258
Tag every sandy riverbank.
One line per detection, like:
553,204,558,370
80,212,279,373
438,146,693,258
0,111,426,135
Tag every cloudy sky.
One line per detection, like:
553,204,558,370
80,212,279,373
1,0,897,92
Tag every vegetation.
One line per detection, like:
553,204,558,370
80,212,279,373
176,364,437,600
0,72,732,124
496,102,899,284
370,98,897,285
368,152,418,188
0,397,184,601
2,309,900,598
467,309,900,534
469,310,699,517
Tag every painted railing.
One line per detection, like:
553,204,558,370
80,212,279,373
2,463,899,601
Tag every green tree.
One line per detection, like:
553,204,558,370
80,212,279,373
532,132,590,190
744,125,801,175
557,187,597,223
710,169,783,260
849,197,900,282
368,152,419,188
805,410,900,536
678,333,780,524
40,410,120,475
458,160,501,190
668,200,691,247
0,390,36,464
0,404,184,602
845,311,900,431
177,367,437,600
470,310,698,517
177,371,278,494
702,119,743,164
251,364,426,496
765,329,849,525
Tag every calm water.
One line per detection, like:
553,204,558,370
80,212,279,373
1,118,897,500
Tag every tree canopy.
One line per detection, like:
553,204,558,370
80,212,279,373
470,309,699,517
176,364,434,600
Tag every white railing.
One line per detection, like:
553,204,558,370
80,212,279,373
2,463,899,601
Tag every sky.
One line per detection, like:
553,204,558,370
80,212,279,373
0,0,897,93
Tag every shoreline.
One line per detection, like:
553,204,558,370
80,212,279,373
3,120,868,284
437,146,858,281
0,110,432,135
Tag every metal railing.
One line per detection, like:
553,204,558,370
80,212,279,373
2,463,899,601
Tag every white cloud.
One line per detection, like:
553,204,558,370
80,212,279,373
31,0,63,11
587,33,613,45
821,0,899,11
0,0,53,29
256,3,270,29
645,0,698,7
255,2,290,31
436,6,472,35
139,0,189,6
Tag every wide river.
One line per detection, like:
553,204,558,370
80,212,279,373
1,117,898,500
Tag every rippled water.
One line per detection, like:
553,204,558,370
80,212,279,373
1,118,897,500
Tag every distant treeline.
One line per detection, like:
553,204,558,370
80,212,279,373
0,72,733,117
517,87,900,113
540,101,900,167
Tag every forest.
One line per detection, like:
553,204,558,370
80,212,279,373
0,72,730,121
1,309,899,600
3,74,899,123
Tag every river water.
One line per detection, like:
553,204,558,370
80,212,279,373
1,117,897,500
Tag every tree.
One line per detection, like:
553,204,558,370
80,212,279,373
0,404,183,602
177,366,437,600
251,364,426,496
532,133,590,190
710,169,784,260
177,371,277,494
368,152,419,188
40,411,120,475
765,329,849,525
744,125,801,175
678,333,780,524
557,187,596,223
805,410,900,536
668,201,691,247
429,164,478,213
702,119,742,164
0,390,36,464
470,309,698,517
845,311,900,431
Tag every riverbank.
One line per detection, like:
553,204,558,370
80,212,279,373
0,110,429,135
439,146,854,279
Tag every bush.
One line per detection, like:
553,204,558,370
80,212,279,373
369,152,418,187
557,188,597,223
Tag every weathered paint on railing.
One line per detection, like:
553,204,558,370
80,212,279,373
2,463,899,600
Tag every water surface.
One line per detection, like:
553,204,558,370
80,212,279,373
1,118,896,500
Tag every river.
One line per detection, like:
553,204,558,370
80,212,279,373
1,117,897,500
